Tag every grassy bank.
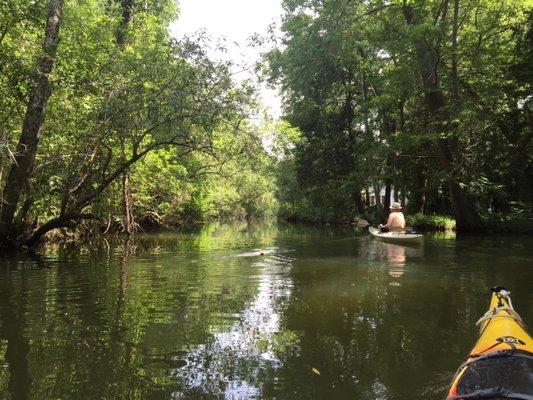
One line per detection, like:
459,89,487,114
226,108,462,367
406,214,456,232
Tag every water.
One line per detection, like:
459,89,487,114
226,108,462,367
0,223,531,400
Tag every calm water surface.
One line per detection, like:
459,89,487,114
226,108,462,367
0,223,531,399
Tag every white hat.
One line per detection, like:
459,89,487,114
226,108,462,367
390,202,402,211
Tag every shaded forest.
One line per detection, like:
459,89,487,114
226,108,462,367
1,0,532,248
0,0,276,248
265,0,532,231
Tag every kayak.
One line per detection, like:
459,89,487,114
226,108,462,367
368,226,423,245
446,287,533,399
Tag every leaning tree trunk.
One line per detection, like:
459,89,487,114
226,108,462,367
0,0,64,243
402,4,481,232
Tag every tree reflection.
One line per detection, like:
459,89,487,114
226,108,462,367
169,255,293,398
0,225,531,400
0,259,32,400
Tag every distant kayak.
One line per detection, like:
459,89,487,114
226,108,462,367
446,287,533,399
368,226,423,245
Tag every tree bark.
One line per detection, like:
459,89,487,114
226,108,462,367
0,0,64,241
383,179,392,214
451,0,460,112
402,3,482,231
116,0,134,46
415,172,427,214
373,182,383,218
117,0,136,235
23,212,99,247
121,169,134,234
353,189,366,216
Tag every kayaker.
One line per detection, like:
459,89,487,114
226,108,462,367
379,202,405,232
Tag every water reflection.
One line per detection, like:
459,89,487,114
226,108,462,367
0,224,532,400
384,244,406,279
0,261,32,400
360,238,424,281
171,253,293,399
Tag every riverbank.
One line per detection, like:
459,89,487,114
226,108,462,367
280,212,533,235
5,212,531,251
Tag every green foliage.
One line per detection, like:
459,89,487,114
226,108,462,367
406,214,456,232
0,0,278,243
265,0,532,225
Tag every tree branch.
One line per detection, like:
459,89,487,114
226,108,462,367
24,212,100,246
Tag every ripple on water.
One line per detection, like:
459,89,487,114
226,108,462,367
0,225,531,400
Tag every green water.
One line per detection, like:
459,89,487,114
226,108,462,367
0,223,531,400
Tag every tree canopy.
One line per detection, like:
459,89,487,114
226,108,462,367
1,0,531,247
265,0,532,230
0,0,276,247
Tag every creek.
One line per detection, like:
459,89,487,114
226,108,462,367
0,223,531,399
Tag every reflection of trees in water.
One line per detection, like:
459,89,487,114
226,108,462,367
276,272,406,398
0,259,32,400
2,228,531,400
273,240,436,399
170,255,292,399
0,239,146,399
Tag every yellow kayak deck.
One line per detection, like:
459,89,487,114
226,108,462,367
447,287,533,399
469,289,532,359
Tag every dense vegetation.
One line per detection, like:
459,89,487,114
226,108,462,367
0,0,275,247
265,0,532,230
1,0,531,248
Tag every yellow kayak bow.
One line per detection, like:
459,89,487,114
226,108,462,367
446,287,533,399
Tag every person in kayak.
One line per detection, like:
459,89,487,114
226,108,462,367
379,202,406,232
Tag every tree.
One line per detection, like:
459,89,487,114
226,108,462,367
0,0,272,248
266,0,532,230
0,0,64,242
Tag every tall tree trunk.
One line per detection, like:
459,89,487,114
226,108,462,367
402,4,481,232
415,172,427,214
121,166,134,234
353,189,366,216
383,179,392,214
381,111,395,215
117,0,135,235
0,0,64,242
358,56,383,218
116,0,133,46
373,182,383,220
451,0,460,112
